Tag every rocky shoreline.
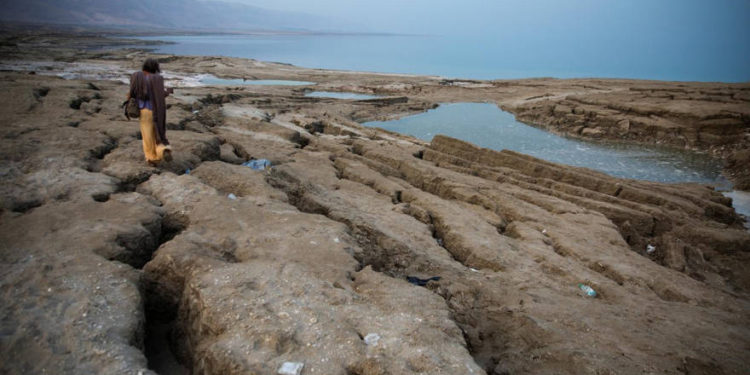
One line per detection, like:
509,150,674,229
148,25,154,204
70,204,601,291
1,31,749,374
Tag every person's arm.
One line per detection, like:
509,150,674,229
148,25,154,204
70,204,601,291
127,71,138,101
124,73,134,106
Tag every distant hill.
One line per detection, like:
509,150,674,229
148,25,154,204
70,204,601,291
0,0,346,32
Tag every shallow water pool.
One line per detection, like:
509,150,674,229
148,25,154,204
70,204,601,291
362,102,729,186
305,91,380,100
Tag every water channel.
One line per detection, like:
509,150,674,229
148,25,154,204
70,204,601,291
362,102,730,186
305,91,380,100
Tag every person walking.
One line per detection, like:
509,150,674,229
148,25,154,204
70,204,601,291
128,58,173,165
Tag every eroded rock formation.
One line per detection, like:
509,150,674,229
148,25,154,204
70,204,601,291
1,33,749,375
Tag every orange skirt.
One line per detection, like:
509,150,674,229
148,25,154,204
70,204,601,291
139,109,171,162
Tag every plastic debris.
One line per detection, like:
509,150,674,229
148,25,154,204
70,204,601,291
242,158,271,170
278,362,304,375
646,244,656,254
578,283,597,297
185,168,190,175
406,276,441,286
364,333,381,346
541,229,547,235
227,193,237,200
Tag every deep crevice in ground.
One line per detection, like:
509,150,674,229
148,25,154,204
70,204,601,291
140,195,190,374
83,122,226,372
85,134,118,173
159,212,189,244
143,288,190,375
92,145,192,374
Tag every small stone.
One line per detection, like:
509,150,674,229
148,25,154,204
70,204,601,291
227,193,237,200
278,362,304,375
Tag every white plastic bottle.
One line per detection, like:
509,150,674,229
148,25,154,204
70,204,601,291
578,283,597,297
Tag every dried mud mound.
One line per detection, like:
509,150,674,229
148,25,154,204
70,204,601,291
1,69,749,375
505,82,750,153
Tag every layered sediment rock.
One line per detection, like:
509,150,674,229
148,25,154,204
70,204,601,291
502,82,750,156
423,135,750,292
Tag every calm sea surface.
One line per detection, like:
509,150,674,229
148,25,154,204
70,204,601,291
133,34,748,82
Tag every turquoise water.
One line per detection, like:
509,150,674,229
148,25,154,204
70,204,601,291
133,34,749,82
305,91,380,100
362,103,729,186
200,76,313,86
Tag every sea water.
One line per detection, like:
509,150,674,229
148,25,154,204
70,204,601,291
362,103,729,186
305,91,380,100
132,34,748,82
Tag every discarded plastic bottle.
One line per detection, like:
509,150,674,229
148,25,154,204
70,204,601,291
278,362,304,375
364,333,380,346
242,158,271,171
578,283,597,297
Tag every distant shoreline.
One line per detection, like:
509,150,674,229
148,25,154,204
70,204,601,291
126,33,749,84
3,22,747,83
0,21,424,38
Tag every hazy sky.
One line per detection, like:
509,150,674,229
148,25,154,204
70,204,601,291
227,0,750,38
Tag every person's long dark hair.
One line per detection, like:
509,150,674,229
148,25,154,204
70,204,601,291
131,58,160,99
142,58,161,74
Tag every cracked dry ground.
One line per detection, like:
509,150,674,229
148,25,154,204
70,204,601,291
1,72,749,375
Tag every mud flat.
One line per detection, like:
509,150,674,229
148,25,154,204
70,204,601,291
1,30,749,375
